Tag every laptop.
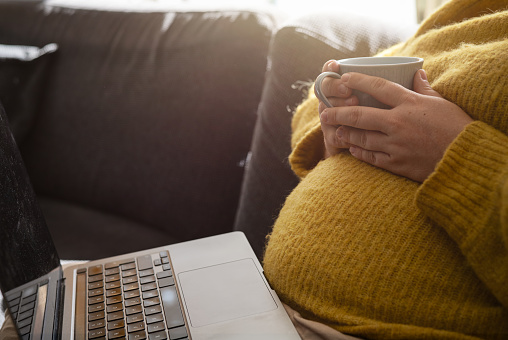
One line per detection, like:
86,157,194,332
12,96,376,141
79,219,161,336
0,105,300,340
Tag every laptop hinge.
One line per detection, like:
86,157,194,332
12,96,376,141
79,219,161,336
52,278,65,340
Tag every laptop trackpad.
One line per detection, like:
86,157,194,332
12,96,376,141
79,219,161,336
178,258,277,327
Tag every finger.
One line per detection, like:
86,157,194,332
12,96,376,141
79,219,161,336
349,146,391,169
413,69,442,98
316,77,352,99
337,126,388,152
319,96,359,113
322,60,340,73
341,72,413,108
321,106,390,133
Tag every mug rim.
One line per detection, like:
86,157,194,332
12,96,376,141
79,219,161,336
338,56,424,66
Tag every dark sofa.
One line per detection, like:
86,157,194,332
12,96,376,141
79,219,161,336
0,0,415,261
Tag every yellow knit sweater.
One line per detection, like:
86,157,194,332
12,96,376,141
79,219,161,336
263,0,508,339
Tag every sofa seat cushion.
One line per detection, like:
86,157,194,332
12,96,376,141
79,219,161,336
39,196,180,260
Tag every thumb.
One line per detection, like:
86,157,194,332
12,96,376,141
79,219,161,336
413,69,442,98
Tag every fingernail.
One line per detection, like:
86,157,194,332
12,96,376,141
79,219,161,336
326,60,338,71
420,69,428,81
321,111,328,123
349,146,357,155
337,127,343,138
345,97,354,106
341,73,351,82
338,84,348,95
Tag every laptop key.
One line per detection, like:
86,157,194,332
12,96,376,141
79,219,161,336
107,319,125,330
127,321,145,333
144,305,162,316
88,319,105,330
138,269,154,277
148,330,167,340
122,269,137,278
106,303,123,313
140,276,156,285
88,274,103,283
125,305,143,315
123,282,139,291
142,290,158,300
168,325,188,340
89,288,104,297
88,303,105,313
88,327,106,339
106,295,122,305
105,281,121,290
122,262,137,271
125,290,141,299
157,277,175,288
88,281,104,290
19,301,36,314
88,311,105,322
106,274,121,282
143,297,160,307
125,297,141,307
22,285,37,298
105,267,120,276
107,310,124,322
18,324,31,336
156,271,172,279
145,313,163,324
129,331,147,340
17,316,32,329
105,258,134,269
106,288,122,297
108,328,126,339
147,321,165,333
88,265,103,276
159,287,185,328
126,313,144,324
141,282,157,292
137,255,153,271
17,309,34,321
123,276,138,284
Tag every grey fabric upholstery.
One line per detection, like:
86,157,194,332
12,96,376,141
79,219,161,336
0,1,278,259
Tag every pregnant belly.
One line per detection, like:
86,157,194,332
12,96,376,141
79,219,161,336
263,154,470,329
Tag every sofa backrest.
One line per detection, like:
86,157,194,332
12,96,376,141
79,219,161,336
0,1,278,241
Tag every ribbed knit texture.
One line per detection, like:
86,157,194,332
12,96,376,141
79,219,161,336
263,0,508,339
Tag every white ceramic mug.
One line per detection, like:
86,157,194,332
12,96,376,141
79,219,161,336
314,56,424,109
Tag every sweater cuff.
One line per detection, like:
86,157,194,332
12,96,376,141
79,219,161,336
416,121,508,245
289,123,325,178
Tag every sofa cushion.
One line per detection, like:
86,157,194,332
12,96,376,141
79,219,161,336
0,43,57,144
234,12,417,258
38,196,181,260
0,2,278,249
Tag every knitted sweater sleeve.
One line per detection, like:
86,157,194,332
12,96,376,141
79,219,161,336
288,89,326,179
416,121,508,308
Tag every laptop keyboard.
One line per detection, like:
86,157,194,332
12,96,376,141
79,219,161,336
4,282,41,339
79,251,189,340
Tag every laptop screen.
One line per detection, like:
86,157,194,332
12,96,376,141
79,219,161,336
0,104,60,296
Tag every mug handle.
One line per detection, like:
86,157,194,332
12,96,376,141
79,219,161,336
314,71,342,108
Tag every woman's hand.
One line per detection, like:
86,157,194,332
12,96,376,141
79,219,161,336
315,60,359,158
319,69,474,182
